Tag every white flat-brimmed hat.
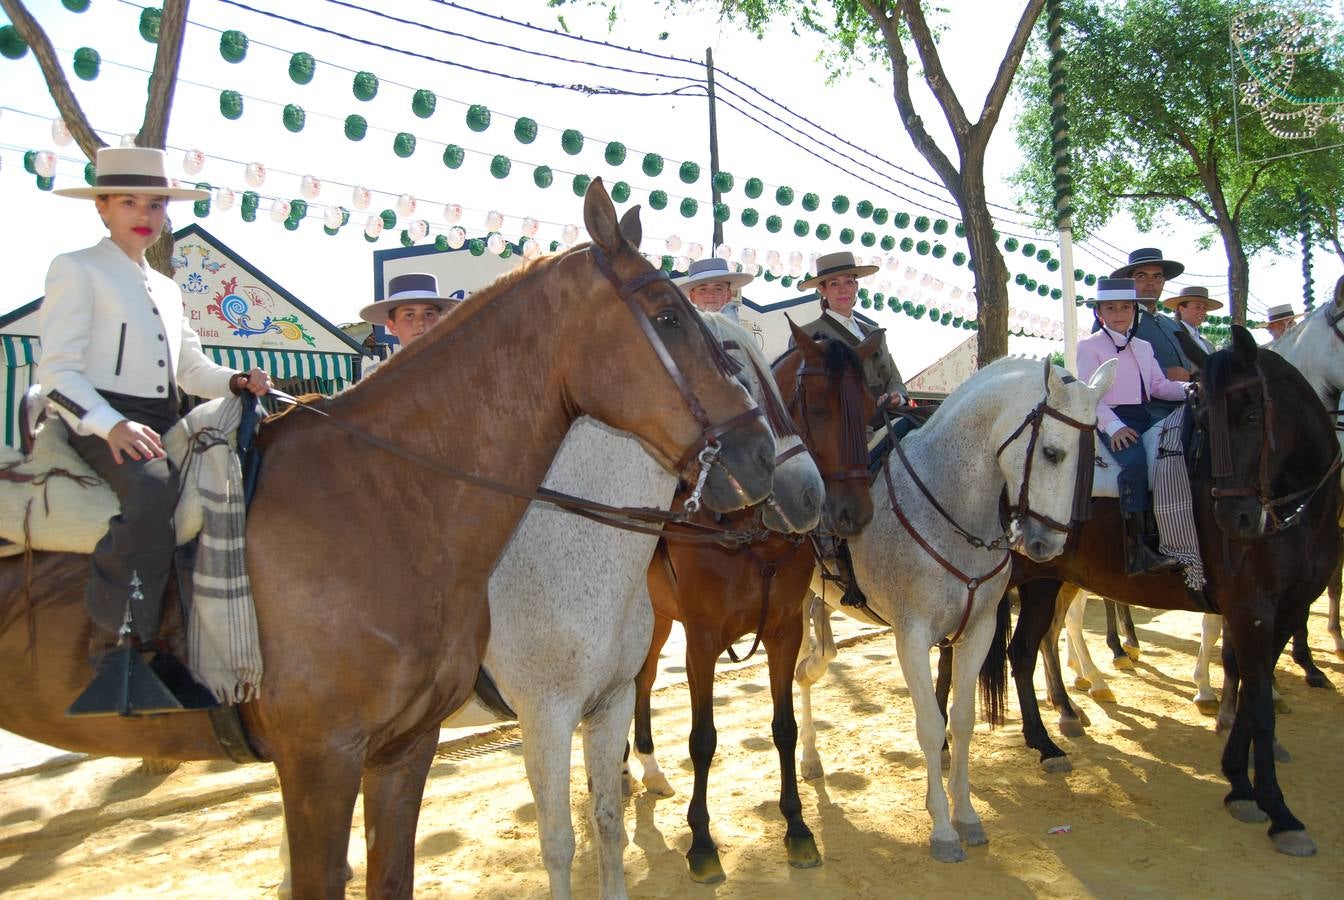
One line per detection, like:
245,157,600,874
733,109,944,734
360,273,463,324
798,251,879,291
675,258,754,292
1081,277,1139,305
1265,303,1298,324
1162,284,1224,312
1111,247,1185,279
54,146,209,201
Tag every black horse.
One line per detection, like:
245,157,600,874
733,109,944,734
944,327,1340,857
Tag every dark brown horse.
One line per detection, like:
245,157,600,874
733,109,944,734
631,320,879,883
992,327,1341,857
0,181,778,898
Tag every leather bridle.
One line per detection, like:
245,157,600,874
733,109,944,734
784,358,872,485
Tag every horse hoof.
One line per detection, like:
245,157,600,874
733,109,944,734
1271,830,1317,857
1072,675,1092,691
138,757,182,776
954,820,988,846
1058,717,1085,739
1226,799,1269,824
641,773,675,798
1123,644,1141,662
1194,698,1220,716
930,837,966,863
687,849,726,884
1334,647,1344,662
1274,741,1292,763
799,757,825,781
1089,686,1116,704
1112,656,1135,671
1042,755,1073,775
1274,697,1292,715
1304,671,1330,689
785,834,822,868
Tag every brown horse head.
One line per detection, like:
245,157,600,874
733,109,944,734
774,318,880,536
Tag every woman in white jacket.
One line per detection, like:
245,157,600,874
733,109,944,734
40,147,271,715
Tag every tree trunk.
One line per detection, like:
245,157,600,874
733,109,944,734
1219,221,1250,326
959,179,1010,363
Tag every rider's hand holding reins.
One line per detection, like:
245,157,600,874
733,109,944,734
1110,426,1139,451
230,367,273,398
107,419,165,464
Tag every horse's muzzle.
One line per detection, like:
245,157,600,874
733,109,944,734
701,419,774,512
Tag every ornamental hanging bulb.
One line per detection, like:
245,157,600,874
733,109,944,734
351,185,371,210
364,214,383,239
904,266,918,281
119,133,137,147
269,198,290,223
561,224,579,245
396,194,417,218
768,259,785,278
215,187,236,211
520,217,539,238
675,255,691,272
446,225,466,249
182,149,205,176
442,203,463,224
484,210,504,232
686,242,704,261
486,232,505,255
51,117,73,147
522,238,542,259
408,219,428,242
324,206,343,229
715,244,733,260
33,150,56,177
300,174,321,200
245,161,266,187
665,234,682,253
740,247,756,268
886,255,899,271
788,250,804,268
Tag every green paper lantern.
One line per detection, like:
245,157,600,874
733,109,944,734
532,165,553,188
766,215,782,233
612,181,631,203
713,202,729,222
364,232,379,243
740,207,758,227
1004,237,1020,252
955,223,966,237
902,301,915,315
1015,273,1028,286
282,104,306,133
468,239,485,257
572,174,592,196
22,151,36,174
380,209,397,229
604,141,627,166
403,88,435,118
763,271,775,282
953,251,967,266
442,144,465,169
1036,248,1051,263
285,217,301,232
775,185,794,206
344,114,367,141
220,30,248,63
1037,284,1050,297
992,230,1000,241
0,25,28,60
933,219,948,235
490,154,511,178
35,174,54,192
801,192,820,212
138,8,161,43
660,256,675,272
72,47,100,80
649,190,668,210
642,153,664,177
550,241,561,252
861,231,876,247
968,258,976,271
1046,258,1060,272
435,235,449,251
832,195,850,215
713,171,734,193
794,219,810,237
744,177,763,199
932,243,946,259
466,104,491,132
839,228,855,244
393,132,417,158
241,190,259,212
679,161,700,184
680,197,698,218
290,52,316,85
857,200,874,218
62,0,91,10
816,223,831,240
561,129,584,155
861,298,872,309
1021,242,1036,256
872,207,889,225
353,71,379,101
894,212,911,229
952,316,963,327
83,161,96,185
194,195,211,218
400,230,414,247
514,116,537,144
1074,268,1085,281
1050,288,1062,300
915,240,930,255
880,235,895,251
900,237,914,252
913,215,930,232
1084,273,1097,286
289,199,307,220
219,90,244,120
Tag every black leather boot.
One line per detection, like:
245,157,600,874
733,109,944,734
1123,511,1181,576
835,540,870,608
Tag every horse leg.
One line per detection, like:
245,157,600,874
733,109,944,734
1043,584,1089,732
1009,584,1070,771
1104,599,1135,669
945,617,997,853
1118,602,1141,661
582,682,635,900
361,729,438,899
1329,556,1344,660
1290,622,1330,688
764,612,821,869
1193,614,1222,716
795,592,836,781
1065,591,1114,702
934,645,952,769
892,630,963,863
276,750,364,899
684,632,725,883
277,824,355,899
509,705,581,900
632,613,675,797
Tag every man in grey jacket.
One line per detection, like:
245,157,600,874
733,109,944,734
1109,248,1189,419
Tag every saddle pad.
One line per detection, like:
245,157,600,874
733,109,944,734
1090,419,1165,499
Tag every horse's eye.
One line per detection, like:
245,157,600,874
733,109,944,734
808,405,828,420
1042,446,1063,464
655,309,680,329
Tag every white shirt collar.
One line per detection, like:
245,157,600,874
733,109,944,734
1100,324,1130,344
824,309,864,338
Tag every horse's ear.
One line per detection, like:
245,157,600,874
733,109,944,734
1230,324,1258,365
618,205,642,248
1084,358,1118,399
855,327,886,362
583,177,620,255
786,315,826,365
1175,329,1208,372
1333,274,1344,314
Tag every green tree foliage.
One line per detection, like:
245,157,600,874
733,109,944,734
1012,0,1344,322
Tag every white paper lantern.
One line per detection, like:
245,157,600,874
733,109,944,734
51,117,73,147
950,287,963,300
904,266,918,281
408,219,429,242
351,186,371,210
269,198,290,223
675,255,691,272
686,242,704,261
868,255,883,269
182,149,205,176
397,194,418,218
300,174,322,200
765,250,782,268
522,238,542,259
886,255,900,271
665,234,682,253
119,133,138,148
789,250,804,268
932,279,944,292
879,280,892,294
324,206,343,229
447,226,466,249
244,162,266,188
768,260,785,278
484,210,504,232
442,203,463,224
486,233,505,255
33,151,56,178
715,244,733,260
215,187,236,211
520,217,540,238
920,274,933,288
364,214,383,239
561,224,579,245
740,248,757,267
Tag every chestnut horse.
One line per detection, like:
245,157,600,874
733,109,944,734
1002,328,1341,856
630,321,882,883
0,181,777,898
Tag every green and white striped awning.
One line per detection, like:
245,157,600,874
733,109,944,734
1,334,39,368
206,347,358,383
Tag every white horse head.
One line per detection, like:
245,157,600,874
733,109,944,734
1268,276,1344,411
700,312,823,533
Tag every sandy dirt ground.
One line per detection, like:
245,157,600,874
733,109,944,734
1,601,1342,899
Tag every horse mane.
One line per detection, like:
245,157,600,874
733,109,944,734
770,333,866,381
925,356,1046,425
701,313,796,438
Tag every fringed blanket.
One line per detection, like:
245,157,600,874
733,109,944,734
1153,406,1206,591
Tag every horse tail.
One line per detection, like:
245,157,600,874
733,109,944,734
978,592,1011,729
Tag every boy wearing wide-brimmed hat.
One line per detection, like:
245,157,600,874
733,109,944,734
1076,278,1189,576
359,272,462,374
1163,285,1222,355
1264,303,1299,340
674,258,754,320
40,147,273,715
1110,247,1190,414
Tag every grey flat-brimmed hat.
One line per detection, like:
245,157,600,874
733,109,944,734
798,251,879,291
674,258,754,291
1081,277,1139,305
1265,303,1298,324
54,147,209,201
1162,284,1224,312
1110,247,1185,279
360,273,462,324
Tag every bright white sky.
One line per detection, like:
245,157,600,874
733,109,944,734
2,0,1338,376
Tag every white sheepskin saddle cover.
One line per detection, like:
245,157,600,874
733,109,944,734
0,403,229,555
1090,423,1163,499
